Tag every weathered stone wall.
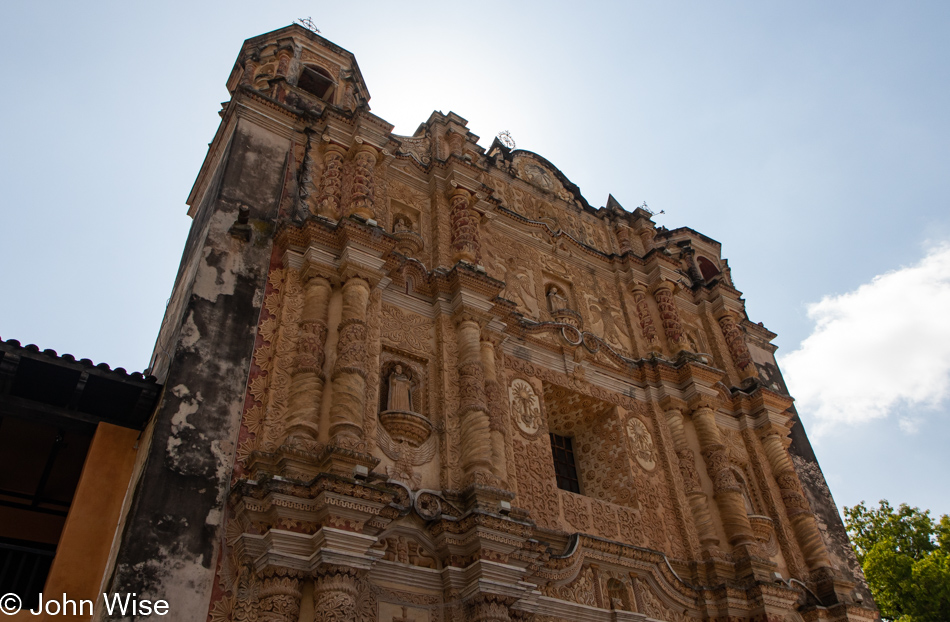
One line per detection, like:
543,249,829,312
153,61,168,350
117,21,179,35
103,119,290,621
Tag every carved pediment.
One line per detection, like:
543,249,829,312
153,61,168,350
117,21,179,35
512,154,573,202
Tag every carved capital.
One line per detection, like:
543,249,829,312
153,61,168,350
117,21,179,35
687,395,721,413
312,566,360,622
258,575,302,622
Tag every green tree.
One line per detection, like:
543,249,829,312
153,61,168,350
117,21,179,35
844,500,950,622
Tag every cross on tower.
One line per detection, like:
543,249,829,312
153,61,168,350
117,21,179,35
295,17,321,33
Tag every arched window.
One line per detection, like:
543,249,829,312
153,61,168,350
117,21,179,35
697,256,721,281
297,65,334,99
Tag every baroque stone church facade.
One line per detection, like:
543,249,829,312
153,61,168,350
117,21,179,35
103,24,877,622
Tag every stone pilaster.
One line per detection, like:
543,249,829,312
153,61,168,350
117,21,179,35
690,403,755,548
317,143,346,220
276,46,293,79
631,284,660,353
759,426,832,571
615,222,633,255
283,275,331,443
347,143,378,220
240,54,259,87
456,316,493,483
328,276,371,449
481,336,508,484
664,408,719,549
717,311,758,381
652,280,688,352
298,133,319,217
449,187,480,264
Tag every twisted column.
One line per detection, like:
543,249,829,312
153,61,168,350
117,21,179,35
317,144,346,220
759,427,831,570
717,311,757,380
480,337,508,484
328,277,371,449
283,275,331,443
449,188,480,264
690,404,755,548
664,408,719,548
631,284,660,352
258,575,301,622
347,143,378,220
456,317,493,483
652,281,688,352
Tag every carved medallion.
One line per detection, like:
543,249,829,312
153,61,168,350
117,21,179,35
508,378,542,436
626,417,656,471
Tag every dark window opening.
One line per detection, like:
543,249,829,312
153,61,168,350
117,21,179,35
0,537,55,611
549,433,581,493
297,65,334,99
0,415,94,609
697,256,721,282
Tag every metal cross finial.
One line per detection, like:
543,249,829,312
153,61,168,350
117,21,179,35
295,17,321,34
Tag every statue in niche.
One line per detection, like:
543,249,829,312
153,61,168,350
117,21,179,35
387,364,413,412
393,214,413,233
546,284,570,313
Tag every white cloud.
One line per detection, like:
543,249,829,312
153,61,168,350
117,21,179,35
780,243,950,435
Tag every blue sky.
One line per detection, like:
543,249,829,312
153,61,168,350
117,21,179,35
2,2,948,518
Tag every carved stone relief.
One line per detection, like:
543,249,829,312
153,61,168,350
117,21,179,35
381,304,433,356
626,416,657,472
508,378,543,437
512,438,560,530
584,293,632,352
498,257,539,317
632,578,689,622
237,266,305,466
379,534,439,568
542,565,598,607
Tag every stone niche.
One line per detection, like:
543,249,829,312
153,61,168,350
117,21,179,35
376,353,436,490
390,199,424,257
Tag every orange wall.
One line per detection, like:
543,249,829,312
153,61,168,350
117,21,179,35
10,422,140,621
